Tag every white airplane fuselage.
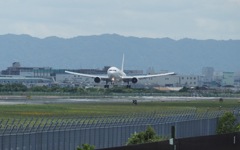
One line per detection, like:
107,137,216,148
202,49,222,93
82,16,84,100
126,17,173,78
107,66,126,83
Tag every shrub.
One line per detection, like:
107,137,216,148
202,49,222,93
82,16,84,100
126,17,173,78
216,112,239,134
127,126,163,145
77,144,94,150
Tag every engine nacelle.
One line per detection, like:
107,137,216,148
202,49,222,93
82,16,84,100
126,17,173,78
94,77,101,83
131,77,138,84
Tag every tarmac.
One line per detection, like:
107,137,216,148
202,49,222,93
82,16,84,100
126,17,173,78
0,95,230,105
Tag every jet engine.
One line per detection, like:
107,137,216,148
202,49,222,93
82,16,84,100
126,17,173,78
94,77,101,83
131,77,138,84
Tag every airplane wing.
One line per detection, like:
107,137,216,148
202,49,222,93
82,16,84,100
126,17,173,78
122,72,176,81
65,71,109,80
134,72,176,79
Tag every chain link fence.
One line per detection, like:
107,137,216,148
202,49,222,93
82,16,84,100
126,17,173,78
0,109,239,150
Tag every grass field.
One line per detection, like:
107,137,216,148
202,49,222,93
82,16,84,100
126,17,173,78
0,98,240,119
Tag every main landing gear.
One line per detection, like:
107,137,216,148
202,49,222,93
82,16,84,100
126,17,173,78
104,81,110,88
126,85,131,88
104,85,109,88
126,81,131,88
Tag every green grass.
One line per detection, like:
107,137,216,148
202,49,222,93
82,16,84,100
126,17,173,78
0,99,239,119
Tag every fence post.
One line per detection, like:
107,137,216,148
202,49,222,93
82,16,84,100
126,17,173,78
170,126,176,150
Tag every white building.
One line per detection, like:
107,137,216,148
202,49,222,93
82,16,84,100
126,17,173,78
141,75,180,87
140,74,202,88
0,76,52,87
179,75,202,87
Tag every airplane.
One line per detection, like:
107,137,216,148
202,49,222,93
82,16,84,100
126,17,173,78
65,54,176,88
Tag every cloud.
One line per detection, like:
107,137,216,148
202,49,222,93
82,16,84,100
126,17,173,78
0,0,239,39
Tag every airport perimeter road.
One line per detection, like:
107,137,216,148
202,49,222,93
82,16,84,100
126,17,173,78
0,96,234,105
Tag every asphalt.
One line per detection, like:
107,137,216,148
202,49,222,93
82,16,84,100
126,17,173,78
0,96,227,105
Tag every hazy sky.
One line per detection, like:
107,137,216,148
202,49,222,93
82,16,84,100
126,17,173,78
0,0,240,39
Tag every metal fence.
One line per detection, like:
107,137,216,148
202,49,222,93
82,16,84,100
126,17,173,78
0,109,239,150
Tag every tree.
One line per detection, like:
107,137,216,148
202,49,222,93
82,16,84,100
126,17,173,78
216,112,239,134
127,126,162,145
77,144,94,150
0,83,27,92
237,124,240,131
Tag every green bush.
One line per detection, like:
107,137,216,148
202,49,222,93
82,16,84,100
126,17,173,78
77,144,94,150
216,112,239,134
127,126,163,145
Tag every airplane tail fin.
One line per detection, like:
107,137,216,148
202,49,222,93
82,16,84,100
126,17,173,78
121,54,124,71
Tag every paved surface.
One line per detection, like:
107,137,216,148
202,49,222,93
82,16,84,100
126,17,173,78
0,96,228,105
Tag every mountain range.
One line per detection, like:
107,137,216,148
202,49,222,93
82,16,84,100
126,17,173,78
0,34,239,74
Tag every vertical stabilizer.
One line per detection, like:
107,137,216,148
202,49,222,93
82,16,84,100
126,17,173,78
121,54,124,71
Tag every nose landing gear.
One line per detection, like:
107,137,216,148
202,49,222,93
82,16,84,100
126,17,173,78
126,85,131,88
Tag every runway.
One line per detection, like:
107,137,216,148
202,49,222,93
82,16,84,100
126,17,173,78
0,96,225,105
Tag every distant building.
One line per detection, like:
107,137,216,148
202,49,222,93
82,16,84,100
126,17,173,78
1,62,31,75
0,62,54,86
12,62,21,68
202,67,214,84
213,71,223,86
142,75,179,87
140,74,202,88
222,72,234,86
234,72,240,87
179,75,202,87
212,71,237,87
146,67,155,75
1,62,53,78
0,75,52,87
